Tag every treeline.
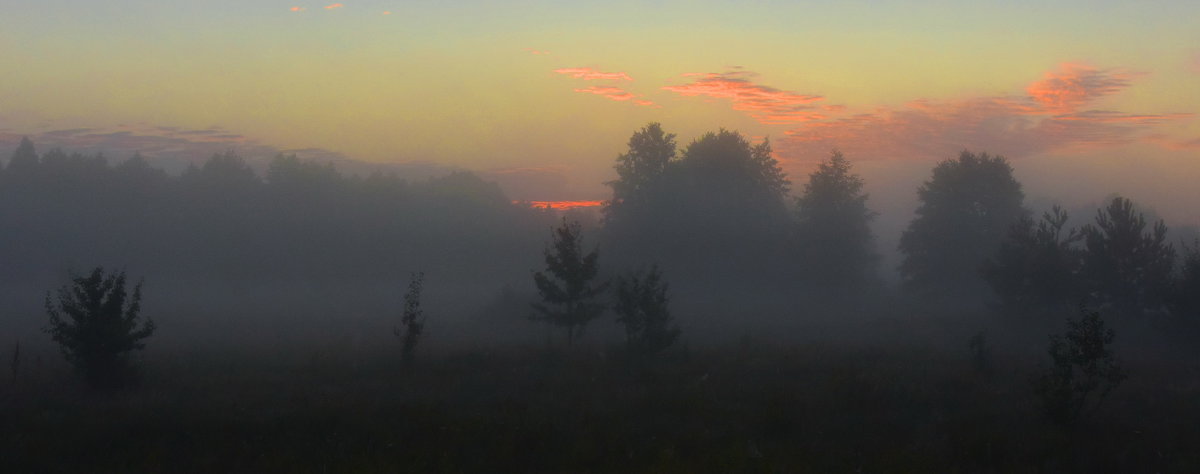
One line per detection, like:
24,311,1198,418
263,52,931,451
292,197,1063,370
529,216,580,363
0,137,551,286
600,123,1199,320
3,125,1199,324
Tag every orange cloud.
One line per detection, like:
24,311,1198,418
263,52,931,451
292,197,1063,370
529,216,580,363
662,70,827,124
324,3,343,9
290,6,305,12
517,200,605,211
524,48,551,55
382,11,392,15
554,67,632,81
1026,63,1137,114
771,63,1195,164
572,86,656,107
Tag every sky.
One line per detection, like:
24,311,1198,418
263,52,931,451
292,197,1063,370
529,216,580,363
2,0,1198,227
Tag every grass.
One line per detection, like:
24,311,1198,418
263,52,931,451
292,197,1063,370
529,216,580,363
2,340,1198,473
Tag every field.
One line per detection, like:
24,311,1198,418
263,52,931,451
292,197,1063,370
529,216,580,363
5,331,1200,473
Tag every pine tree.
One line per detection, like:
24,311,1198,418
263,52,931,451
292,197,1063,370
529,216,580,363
794,150,877,288
532,219,608,346
1081,196,1175,315
981,206,1083,315
44,268,155,388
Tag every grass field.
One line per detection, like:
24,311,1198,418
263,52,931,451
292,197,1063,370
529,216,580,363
4,337,1199,473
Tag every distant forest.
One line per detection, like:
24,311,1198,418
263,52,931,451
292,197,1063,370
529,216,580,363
2,123,1198,343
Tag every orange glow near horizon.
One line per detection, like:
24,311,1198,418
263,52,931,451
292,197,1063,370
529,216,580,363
516,200,605,211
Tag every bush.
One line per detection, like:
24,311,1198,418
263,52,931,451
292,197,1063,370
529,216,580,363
613,265,680,355
394,272,425,365
44,267,155,388
1033,306,1125,424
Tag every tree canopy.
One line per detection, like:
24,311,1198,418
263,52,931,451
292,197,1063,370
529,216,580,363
899,151,1028,298
794,150,877,289
1081,196,1175,315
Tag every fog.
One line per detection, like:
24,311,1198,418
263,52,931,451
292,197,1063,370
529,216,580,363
4,129,1199,471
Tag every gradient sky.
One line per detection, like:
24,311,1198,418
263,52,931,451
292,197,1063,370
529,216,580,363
2,1,1198,226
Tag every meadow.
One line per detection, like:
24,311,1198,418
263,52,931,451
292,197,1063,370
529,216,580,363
5,321,1199,473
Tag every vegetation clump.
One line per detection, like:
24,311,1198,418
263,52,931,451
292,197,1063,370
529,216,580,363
395,272,426,365
532,219,608,346
44,267,155,389
1033,306,1126,425
613,264,680,355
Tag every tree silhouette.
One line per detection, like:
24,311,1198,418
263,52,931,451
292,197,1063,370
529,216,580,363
899,151,1027,297
602,126,792,276
794,150,877,288
1033,306,1126,425
605,122,676,228
532,218,608,346
1170,240,1200,319
44,268,155,388
1080,196,1175,315
6,136,39,173
981,206,1083,315
395,272,426,365
613,265,679,355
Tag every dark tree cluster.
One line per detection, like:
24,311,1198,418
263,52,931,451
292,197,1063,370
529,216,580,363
604,124,877,293
0,137,551,286
983,196,1180,317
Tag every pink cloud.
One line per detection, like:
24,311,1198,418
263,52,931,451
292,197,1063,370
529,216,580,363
774,63,1192,163
1026,63,1138,113
554,67,633,81
569,86,657,107
662,70,827,124
324,3,343,9
524,48,551,55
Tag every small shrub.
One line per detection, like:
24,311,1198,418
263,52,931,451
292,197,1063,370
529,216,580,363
394,272,425,365
613,265,679,355
44,267,155,389
1033,306,1126,424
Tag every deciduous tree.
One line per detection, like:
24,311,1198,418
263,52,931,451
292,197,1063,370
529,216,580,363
899,151,1027,297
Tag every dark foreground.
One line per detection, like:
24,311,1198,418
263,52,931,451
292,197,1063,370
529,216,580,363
3,343,1198,473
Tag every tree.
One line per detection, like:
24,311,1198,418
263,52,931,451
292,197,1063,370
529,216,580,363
1080,196,1175,315
532,218,608,346
44,268,155,388
1169,240,1200,319
899,151,1028,297
673,130,789,217
6,136,39,173
1033,306,1126,425
613,265,679,355
981,206,1083,315
394,272,426,365
604,122,677,227
794,150,877,288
